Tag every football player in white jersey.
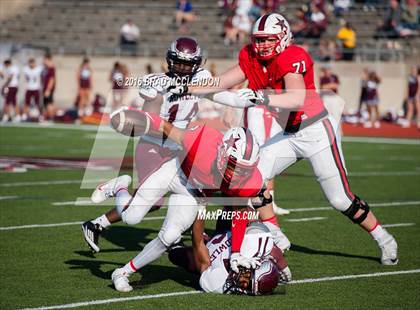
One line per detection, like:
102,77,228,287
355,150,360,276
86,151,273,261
168,219,291,295
82,37,212,253
22,58,42,121
1,59,20,122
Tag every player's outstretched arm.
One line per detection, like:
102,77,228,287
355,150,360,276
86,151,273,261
192,218,211,274
266,73,306,109
170,65,247,96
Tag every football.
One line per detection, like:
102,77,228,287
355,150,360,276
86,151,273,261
110,108,150,137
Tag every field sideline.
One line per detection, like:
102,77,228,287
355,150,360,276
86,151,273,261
0,125,419,309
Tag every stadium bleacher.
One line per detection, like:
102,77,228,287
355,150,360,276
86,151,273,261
0,0,418,60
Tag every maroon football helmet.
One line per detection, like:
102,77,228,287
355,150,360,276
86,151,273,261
223,259,279,295
166,37,202,76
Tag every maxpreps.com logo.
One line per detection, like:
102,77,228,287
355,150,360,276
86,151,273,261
197,209,259,221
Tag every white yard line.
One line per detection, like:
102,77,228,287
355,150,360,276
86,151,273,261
52,200,93,206
0,179,105,187
342,136,420,145
289,201,420,213
0,217,165,231
285,217,326,222
0,195,19,200
19,269,420,310
381,223,415,228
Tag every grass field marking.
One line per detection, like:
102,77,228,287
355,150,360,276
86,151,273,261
288,200,420,213
0,195,19,200
289,269,420,284
18,269,420,310
381,223,415,228
285,217,326,222
19,291,203,310
342,136,420,145
0,179,105,187
52,200,93,206
0,217,165,231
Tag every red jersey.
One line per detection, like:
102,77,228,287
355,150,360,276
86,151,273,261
180,125,263,198
238,44,326,132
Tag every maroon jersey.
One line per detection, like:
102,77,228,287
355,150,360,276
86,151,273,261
320,74,339,93
42,66,55,92
180,125,263,198
239,44,326,132
408,75,418,98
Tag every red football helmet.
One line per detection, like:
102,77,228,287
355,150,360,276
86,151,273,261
166,36,203,76
251,13,292,60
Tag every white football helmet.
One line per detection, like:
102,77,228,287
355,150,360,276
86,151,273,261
251,13,292,60
216,127,259,183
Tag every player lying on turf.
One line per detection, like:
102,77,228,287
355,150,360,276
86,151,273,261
86,108,290,291
167,13,398,265
82,36,211,253
168,217,291,295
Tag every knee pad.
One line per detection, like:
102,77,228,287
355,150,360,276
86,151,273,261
122,205,144,225
158,227,182,247
342,196,370,224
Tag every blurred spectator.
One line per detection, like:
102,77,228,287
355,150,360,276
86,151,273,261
261,0,281,14
224,12,238,45
291,8,309,39
401,0,418,31
176,0,196,32
76,58,92,118
306,4,328,38
232,11,252,43
1,59,20,122
145,63,154,75
337,20,356,61
316,39,341,61
42,54,56,121
319,65,340,94
400,66,419,128
375,0,415,39
358,68,370,117
120,19,140,55
110,62,125,110
218,0,237,16
364,70,381,128
22,58,42,121
334,0,352,17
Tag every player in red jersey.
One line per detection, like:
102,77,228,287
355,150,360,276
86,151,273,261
169,13,398,266
88,110,288,292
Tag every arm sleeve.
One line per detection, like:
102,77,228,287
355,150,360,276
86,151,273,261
212,91,254,108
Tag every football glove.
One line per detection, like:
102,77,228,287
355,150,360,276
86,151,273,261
139,85,158,100
168,84,189,95
237,88,269,106
230,252,262,273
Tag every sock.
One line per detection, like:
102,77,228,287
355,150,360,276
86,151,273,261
115,188,132,215
122,237,167,275
231,212,249,253
92,214,111,228
369,221,390,245
262,215,279,229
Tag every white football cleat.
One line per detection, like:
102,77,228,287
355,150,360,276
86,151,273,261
91,175,132,203
272,201,290,215
271,228,291,252
112,268,133,292
380,236,398,265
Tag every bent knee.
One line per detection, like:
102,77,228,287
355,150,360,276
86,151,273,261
122,206,145,225
328,196,352,212
158,228,182,247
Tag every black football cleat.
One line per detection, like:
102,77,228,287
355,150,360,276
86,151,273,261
81,221,103,253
